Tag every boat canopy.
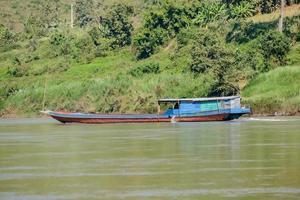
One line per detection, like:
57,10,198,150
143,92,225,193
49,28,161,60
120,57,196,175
158,96,240,103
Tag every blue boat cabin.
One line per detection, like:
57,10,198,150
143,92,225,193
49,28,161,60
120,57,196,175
159,96,244,117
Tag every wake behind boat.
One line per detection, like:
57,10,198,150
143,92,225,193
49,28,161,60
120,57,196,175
42,96,251,124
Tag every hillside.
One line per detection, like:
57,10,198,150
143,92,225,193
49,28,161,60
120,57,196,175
0,0,300,117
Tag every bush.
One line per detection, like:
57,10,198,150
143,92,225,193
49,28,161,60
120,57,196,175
129,62,160,77
133,27,168,59
49,30,77,58
259,31,291,68
74,33,96,63
7,54,40,77
0,24,15,50
283,15,300,42
236,42,265,73
88,27,112,56
176,27,198,47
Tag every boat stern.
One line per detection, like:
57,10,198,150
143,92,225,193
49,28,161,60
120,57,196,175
226,107,251,120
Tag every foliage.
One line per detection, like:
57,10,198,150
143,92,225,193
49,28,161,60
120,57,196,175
74,33,96,63
133,27,168,59
39,0,61,30
23,15,46,38
236,42,265,73
176,27,198,47
287,43,300,65
230,1,256,19
49,30,77,57
49,30,97,63
193,1,227,25
259,30,291,68
134,1,192,59
223,0,285,14
226,20,277,43
283,15,300,42
75,0,95,27
0,24,15,49
99,4,134,48
144,2,190,35
129,62,160,77
24,0,61,38
189,29,239,96
259,0,280,14
88,27,112,56
6,55,39,77
228,25,291,72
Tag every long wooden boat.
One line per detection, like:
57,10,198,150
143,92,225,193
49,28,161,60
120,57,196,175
42,96,251,124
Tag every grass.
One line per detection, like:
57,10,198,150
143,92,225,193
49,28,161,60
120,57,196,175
1,71,213,116
287,43,300,65
242,65,300,115
249,4,300,23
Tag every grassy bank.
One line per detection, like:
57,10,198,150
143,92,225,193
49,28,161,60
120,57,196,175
242,65,300,115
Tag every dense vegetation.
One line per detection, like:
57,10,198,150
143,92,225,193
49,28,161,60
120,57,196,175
0,0,300,116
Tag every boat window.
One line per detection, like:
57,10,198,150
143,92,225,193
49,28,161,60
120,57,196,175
174,102,179,109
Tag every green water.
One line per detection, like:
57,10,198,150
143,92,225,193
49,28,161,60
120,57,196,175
0,117,300,200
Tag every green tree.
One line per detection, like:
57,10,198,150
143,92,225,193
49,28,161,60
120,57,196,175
133,27,168,59
144,2,190,35
99,4,134,47
190,30,238,95
259,30,291,68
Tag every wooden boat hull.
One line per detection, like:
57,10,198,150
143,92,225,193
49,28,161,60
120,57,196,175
49,113,230,124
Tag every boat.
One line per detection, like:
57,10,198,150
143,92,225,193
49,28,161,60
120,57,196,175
41,96,251,124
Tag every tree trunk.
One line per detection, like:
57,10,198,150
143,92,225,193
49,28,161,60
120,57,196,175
71,4,74,28
278,0,285,32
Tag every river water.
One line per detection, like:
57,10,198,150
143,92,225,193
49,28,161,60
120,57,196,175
0,117,300,200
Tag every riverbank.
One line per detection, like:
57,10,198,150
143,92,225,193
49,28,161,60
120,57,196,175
2,63,300,119
1,3,300,118
242,65,300,116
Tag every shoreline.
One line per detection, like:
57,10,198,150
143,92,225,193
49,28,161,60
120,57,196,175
1,111,299,119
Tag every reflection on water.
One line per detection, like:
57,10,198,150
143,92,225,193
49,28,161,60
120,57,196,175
0,117,300,200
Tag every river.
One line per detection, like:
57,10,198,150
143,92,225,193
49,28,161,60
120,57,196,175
0,117,300,200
